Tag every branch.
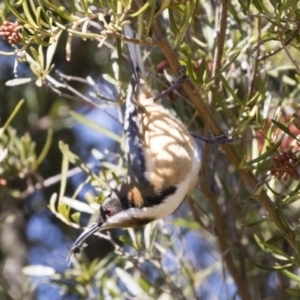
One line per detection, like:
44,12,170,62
151,17,296,251
151,12,297,300
19,163,99,199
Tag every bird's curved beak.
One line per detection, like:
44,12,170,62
67,221,103,265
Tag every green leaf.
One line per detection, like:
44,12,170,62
252,0,270,13
168,7,179,34
5,78,32,86
36,128,53,166
173,218,201,230
265,234,285,245
4,0,29,24
255,236,297,263
67,28,101,39
61,197,95,214
281,269,300,284
186,57,196,84
242,219,267,227
46,29,62,70
219,73,242,105
59,146,111,201
36,6,43,28
0,99,24,135
22,0,38,28
210,86,237,121
286,288,300,296
272,119,298,140
0,51,16,56
195,58,207,85
22,265,55,277
30,46,42,68
145,0,156,34
57,203,69,219
48,193,57,214
247,141,281,165
58,142,69,204
127,228,137,248
115,268,144,296
282,75,297,86
119,235,135,248
71,212,80,224
144,223,152,250
275,200,292,233
70,111,122,143
282,192,300,205
44,1,78,22
129,1,150,17
248,259,292,271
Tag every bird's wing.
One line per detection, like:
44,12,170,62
123,25,148,182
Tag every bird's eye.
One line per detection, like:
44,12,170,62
105,208,113,217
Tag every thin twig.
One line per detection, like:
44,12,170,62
101,29,152,46
55,70,116,102
248,18,261,100
186,198,213,234
45,75,98,107
200,3,252,297
199,0,229,225
45,74,121,124
174,1,195,51
210,0,228,112
19,163,98,199
256,24,300,61
279,24,300,73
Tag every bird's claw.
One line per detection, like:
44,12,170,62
153,66,189,101
211,133,234,144
190,132,234,144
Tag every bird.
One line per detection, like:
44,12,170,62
67,26,202,263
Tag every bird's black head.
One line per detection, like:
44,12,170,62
97,190,125,225
67,189,154,263
97,189,153,228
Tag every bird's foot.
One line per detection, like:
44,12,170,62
190,132,234,144
153,66,189,101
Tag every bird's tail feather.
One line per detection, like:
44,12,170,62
123,25,146,80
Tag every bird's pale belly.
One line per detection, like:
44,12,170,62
128,145,200,221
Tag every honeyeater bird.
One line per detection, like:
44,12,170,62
67,26,201,263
